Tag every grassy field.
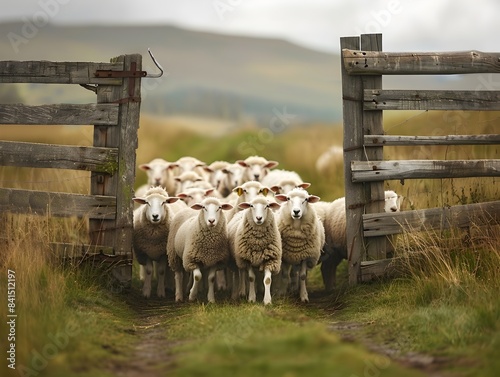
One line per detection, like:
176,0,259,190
0,110,499,376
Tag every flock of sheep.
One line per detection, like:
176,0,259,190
132,155,401,305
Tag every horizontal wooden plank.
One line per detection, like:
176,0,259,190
0,141,118,173
0,188,116,219
51,242,115,257
360,258,397,282
0,61,123,84
343,49,500,75
0,103,119,125
364,90,500,111
364,134,500,146
363,200,500,236
351,160,500,182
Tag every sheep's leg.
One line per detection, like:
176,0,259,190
215,269,227,291
139,265,145,281
320,255,335,292
289,265,299,294
238,269,247,298
174,271,184,302
207,267,217,303
188,268,202,301
156,257,167,298
279,263,292,296
142,259,153,298
247,267,256,303
230,270,239,300
299,260,309,303
263,268,272,305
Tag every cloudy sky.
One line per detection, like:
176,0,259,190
1,0,500,53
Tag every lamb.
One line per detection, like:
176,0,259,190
135,158,178,198
275,188,324,303
261,169,311,194
236,155,279,182
167,197,233,303
132,186,180,298
317,190,401,291
228,196,282,305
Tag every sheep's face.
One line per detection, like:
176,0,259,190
239,199,280,225
384,191,401,213
210,169,227,191
174,172,204,193
140,161,175,187
275,189,320,220
223,164,246,189
177,188,212,206
237,158,279,182
233,182,270,203
133,195,179,224
176,157,206,174
191,201,233,228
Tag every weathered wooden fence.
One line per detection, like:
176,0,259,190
341,34,500,284
0,54,143,285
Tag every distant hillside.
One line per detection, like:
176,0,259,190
0,23,341,123
0,23,489,124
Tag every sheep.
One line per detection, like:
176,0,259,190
135,158,178,198
177,187,216,207
236,155,279,182
203,160,231,196
132,187,180,298
167,197,233,303
228,196,282,305
175,156,209,180
261,169,311,194
174,171,205,195
315,145,343,175
275,188,324,303
226,180,272,221
317,190,401,291
222,163,247,195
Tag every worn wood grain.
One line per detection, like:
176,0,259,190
0,103,119,125
343,49,500,75
364,89,500,110
0,140,118,173
352,160,500,182
0,61,123,84
364,134,500,146
0,188,116,219
363,200,500,236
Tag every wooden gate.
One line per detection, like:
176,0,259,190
0,54,143,286
340,34,500,284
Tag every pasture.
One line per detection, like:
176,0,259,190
1,110,499,377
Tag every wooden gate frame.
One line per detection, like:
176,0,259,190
0,54,143,285
341,34,500,284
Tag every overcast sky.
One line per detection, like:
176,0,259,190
1,0,500,53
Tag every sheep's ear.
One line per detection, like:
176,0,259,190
165,197,179,204
139,164,151,171
234,187,244,196
133,197,147,205
195,178,203,182
191,203,204,210
221,203,233,211
174,177,181,182
238,202,252,209
167,163,178,170
260,187,270,196
177,193,188,199
270,185,281,194
222,168,232,175
195,163,207,168
236,160,248,167
298,182,311,189
203,166,214,173
205,189,215,196
268,202,281,210
275,194,288,202
307,195,321,203
264,161,279,169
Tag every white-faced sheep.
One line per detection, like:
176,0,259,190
316,190,401,291
228,196,282,305
203,160,231,196
275,188,324,303
222,163,247,195
167,197,233,303
132,187,180,298
261,169,311,195
177,187,216,207
174,171,204,195
236,155,279,182
175,156,209,180
226,180,272,221
135,158,178,198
